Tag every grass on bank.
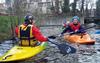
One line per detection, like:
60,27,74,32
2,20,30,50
0,16,24,42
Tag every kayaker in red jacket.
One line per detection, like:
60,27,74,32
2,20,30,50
60,16,86,36
15,15,48,46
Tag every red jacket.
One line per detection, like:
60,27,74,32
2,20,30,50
69,22,80,31
15,24,47,42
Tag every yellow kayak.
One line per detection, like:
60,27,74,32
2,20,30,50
64,34,95,45
0,42,47,63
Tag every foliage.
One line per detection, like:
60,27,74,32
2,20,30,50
0,16,24,41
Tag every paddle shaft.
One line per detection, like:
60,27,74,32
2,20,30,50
48,40,59,46
84,25,96,30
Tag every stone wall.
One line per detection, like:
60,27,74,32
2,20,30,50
38,16,84,26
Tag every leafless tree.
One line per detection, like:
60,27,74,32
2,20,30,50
85,0,90,17
13,0,27,25
55,0,59,14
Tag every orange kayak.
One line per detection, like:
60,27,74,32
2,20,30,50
63,34,95,45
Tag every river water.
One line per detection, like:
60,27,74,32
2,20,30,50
0,26,100,63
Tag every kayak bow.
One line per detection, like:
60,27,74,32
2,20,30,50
0,42,47,63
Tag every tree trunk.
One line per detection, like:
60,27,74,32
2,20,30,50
72,0,77,16
80,0,85,16
55,0,59,14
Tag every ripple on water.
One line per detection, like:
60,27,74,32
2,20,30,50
0,41,13,56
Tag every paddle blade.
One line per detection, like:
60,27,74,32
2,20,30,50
48,38,76,55
58,44,76,55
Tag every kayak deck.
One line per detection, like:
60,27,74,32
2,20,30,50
0,42,47,62
64,34,95,45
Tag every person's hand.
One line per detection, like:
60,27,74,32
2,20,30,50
75,30,78,32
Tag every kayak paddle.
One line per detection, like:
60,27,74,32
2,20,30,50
48,38,76,55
